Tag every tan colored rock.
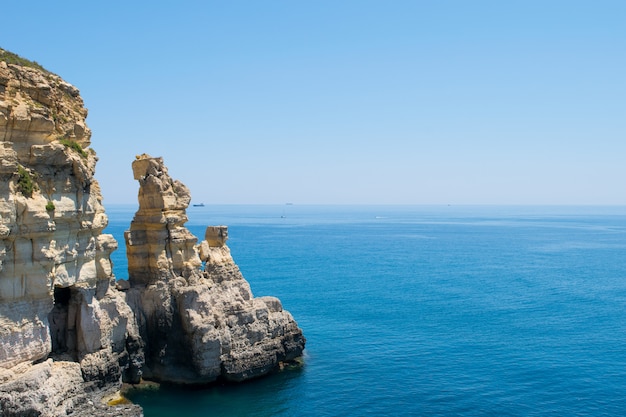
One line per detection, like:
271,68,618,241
0,50,142,415
0,359,142,416
205,225,228,247
125,155,305,384
0,141,17,173
125,154,202,285
0,55,91,149
0,49,305,415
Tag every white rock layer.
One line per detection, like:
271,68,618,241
0,52,141,417
126,155,305,383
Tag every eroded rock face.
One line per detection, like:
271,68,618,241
125,155,201,285
0,51,141,417
126,155,305,383
0,49,305,415
0,359,142,417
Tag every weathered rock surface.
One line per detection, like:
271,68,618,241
0,49,305,415
126,155,305,383
0,359,142,416
0,49,142,417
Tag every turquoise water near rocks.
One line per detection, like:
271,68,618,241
105,205,626,416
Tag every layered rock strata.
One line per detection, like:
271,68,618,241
125,155,305,383
0,50,142,416
0,50,305,415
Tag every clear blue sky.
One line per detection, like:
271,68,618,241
2,1,624,204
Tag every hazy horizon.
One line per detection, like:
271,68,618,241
2,1,624,205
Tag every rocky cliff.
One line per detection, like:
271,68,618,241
125,155,305,384
0,49,305,416
0,49,142,416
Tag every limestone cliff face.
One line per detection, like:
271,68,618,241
125,155,305,383
0,51,141,417
0,49,305,415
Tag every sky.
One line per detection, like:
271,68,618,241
1,1,624,205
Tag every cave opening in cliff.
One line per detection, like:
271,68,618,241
48,286,75,357
54,286,71,306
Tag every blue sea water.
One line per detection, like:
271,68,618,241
104,205,626,416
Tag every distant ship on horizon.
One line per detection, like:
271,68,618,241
192,203,205,207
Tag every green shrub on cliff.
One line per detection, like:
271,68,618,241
60,138,88,158
0,48,49,73
17,165,36,197
45,201,55,211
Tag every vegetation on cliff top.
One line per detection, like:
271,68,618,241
60,138,88,158
0,47,51,74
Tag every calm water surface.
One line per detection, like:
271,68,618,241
105,205,626,416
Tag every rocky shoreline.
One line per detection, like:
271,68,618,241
0,49,305,416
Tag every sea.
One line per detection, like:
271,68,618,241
103,204,626,417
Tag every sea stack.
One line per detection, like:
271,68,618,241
0,49,305,416
125,154,305,383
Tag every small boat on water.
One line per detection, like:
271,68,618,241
192,203,205,207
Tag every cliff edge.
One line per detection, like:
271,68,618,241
0,49,305,416
0,49,142,416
